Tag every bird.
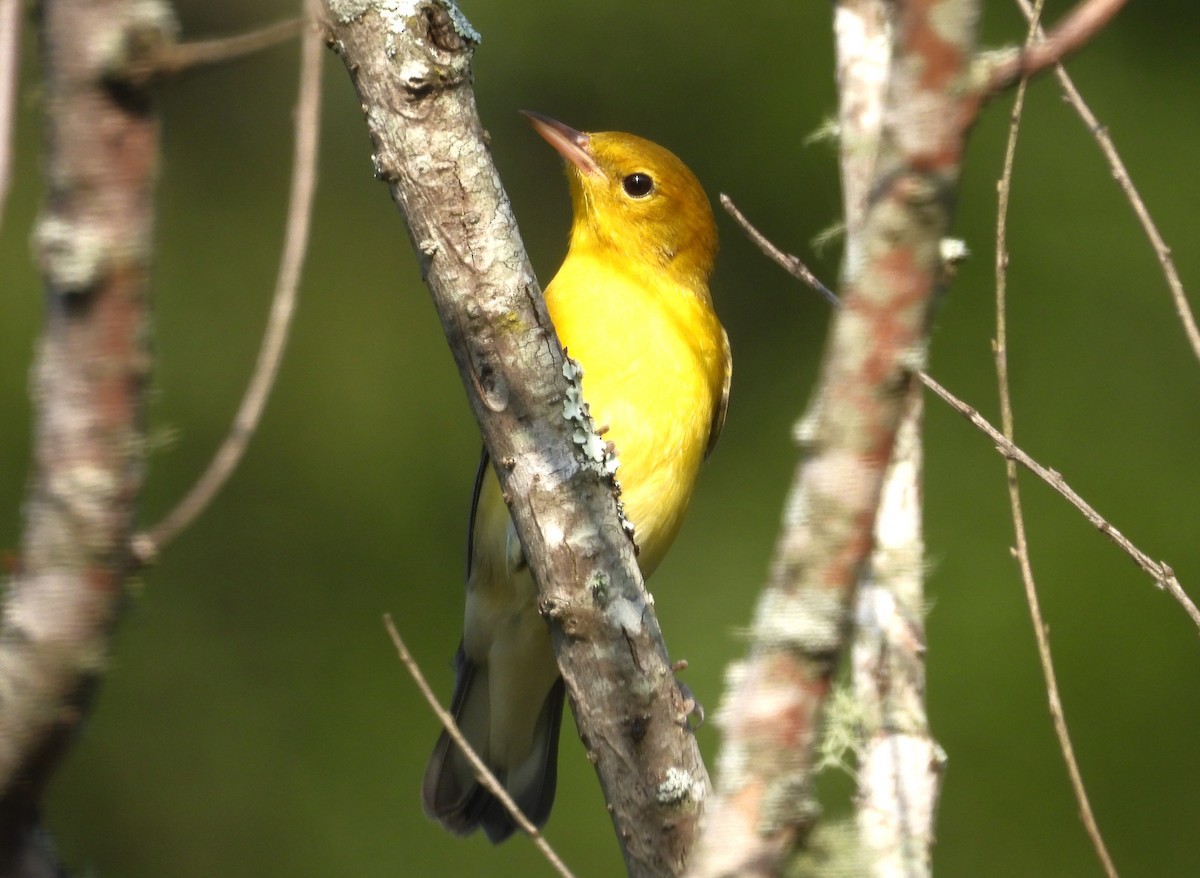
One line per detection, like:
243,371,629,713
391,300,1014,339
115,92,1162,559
422,111,730,843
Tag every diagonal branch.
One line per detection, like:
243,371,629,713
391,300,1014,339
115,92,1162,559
133,8,323,563
320,3,707,875
920,374,1200,633
691,6,985,875
985,0,1128,93
722,196,1200,636
383,615,577,878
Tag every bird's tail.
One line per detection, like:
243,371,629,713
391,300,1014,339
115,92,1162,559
421,648,566,843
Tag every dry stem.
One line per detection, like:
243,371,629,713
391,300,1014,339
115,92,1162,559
1010,0,1200,364
986,0,1128,92
994,4,1118,871
116,18,304,88
384,615,577,878
134,9,322,563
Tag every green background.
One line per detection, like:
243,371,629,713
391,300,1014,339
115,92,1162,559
3,1,1199,875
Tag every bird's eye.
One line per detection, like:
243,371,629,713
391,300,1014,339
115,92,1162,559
622,172,654,198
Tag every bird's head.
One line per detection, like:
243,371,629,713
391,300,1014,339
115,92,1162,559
523,111,718,294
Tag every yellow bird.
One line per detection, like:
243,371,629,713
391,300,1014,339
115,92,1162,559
422,112,731,842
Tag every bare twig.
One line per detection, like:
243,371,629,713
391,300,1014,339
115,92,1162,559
720,195,838,306
383,615,577,878
133,10,322,563
118,18,304,88
721,194,839,305
721,195,1200,635
986,0,1128,92
1010,0,1200,365
164,18,302,73
921,374,1200,631
0,0,20,236
995,6,1118,872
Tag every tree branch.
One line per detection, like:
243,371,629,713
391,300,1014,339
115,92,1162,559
0,0,19,237
693,1,1133,867
133,7,323,564
0,0,170,871
111,17,304,89
319,2,707,874
833,4,944,876
692,5,980,874
383,615,577,878
993,5,1118,872
1010,0,1200,366
921,373,1200,631
985,0,1128,93
722,195,1200,636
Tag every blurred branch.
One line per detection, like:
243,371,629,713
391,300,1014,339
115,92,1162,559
383,615,577,878
0,0,18,237
134,7,323,563
852,386,944,878
995,5,1118,874
1011,0,1200,365
984,0,1127,93
692,3,983,873
833,0,891,273
111,17,303,89
0,0,171,872
319,2,707,875
835,3,944,877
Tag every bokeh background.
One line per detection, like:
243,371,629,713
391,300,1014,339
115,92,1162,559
3,1,1199,875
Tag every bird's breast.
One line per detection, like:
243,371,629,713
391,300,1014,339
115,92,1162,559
545,252,725,576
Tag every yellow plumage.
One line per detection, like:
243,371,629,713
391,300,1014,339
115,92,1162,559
423,113,730,842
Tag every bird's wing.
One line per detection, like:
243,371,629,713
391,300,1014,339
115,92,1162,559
705,327,732,458
465,446,489,579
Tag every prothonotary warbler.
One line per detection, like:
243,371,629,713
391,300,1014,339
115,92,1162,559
423,112,731,842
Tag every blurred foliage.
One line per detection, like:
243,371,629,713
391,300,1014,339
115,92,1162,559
2,1,1199,876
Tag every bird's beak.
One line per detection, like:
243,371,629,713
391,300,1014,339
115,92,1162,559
520,110,602,177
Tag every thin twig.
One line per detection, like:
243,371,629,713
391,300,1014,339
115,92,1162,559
720,196,1200,636
720,194,839,306
0,0,20,236
1010,0,1200,364
382,615,578,878
995,5,1118,872
133,11,322,563
165,19,303,74
987,0,1128,92
920,373,1200,634
120,18,304,88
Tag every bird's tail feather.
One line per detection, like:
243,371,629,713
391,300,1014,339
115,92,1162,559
422,648,565,843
